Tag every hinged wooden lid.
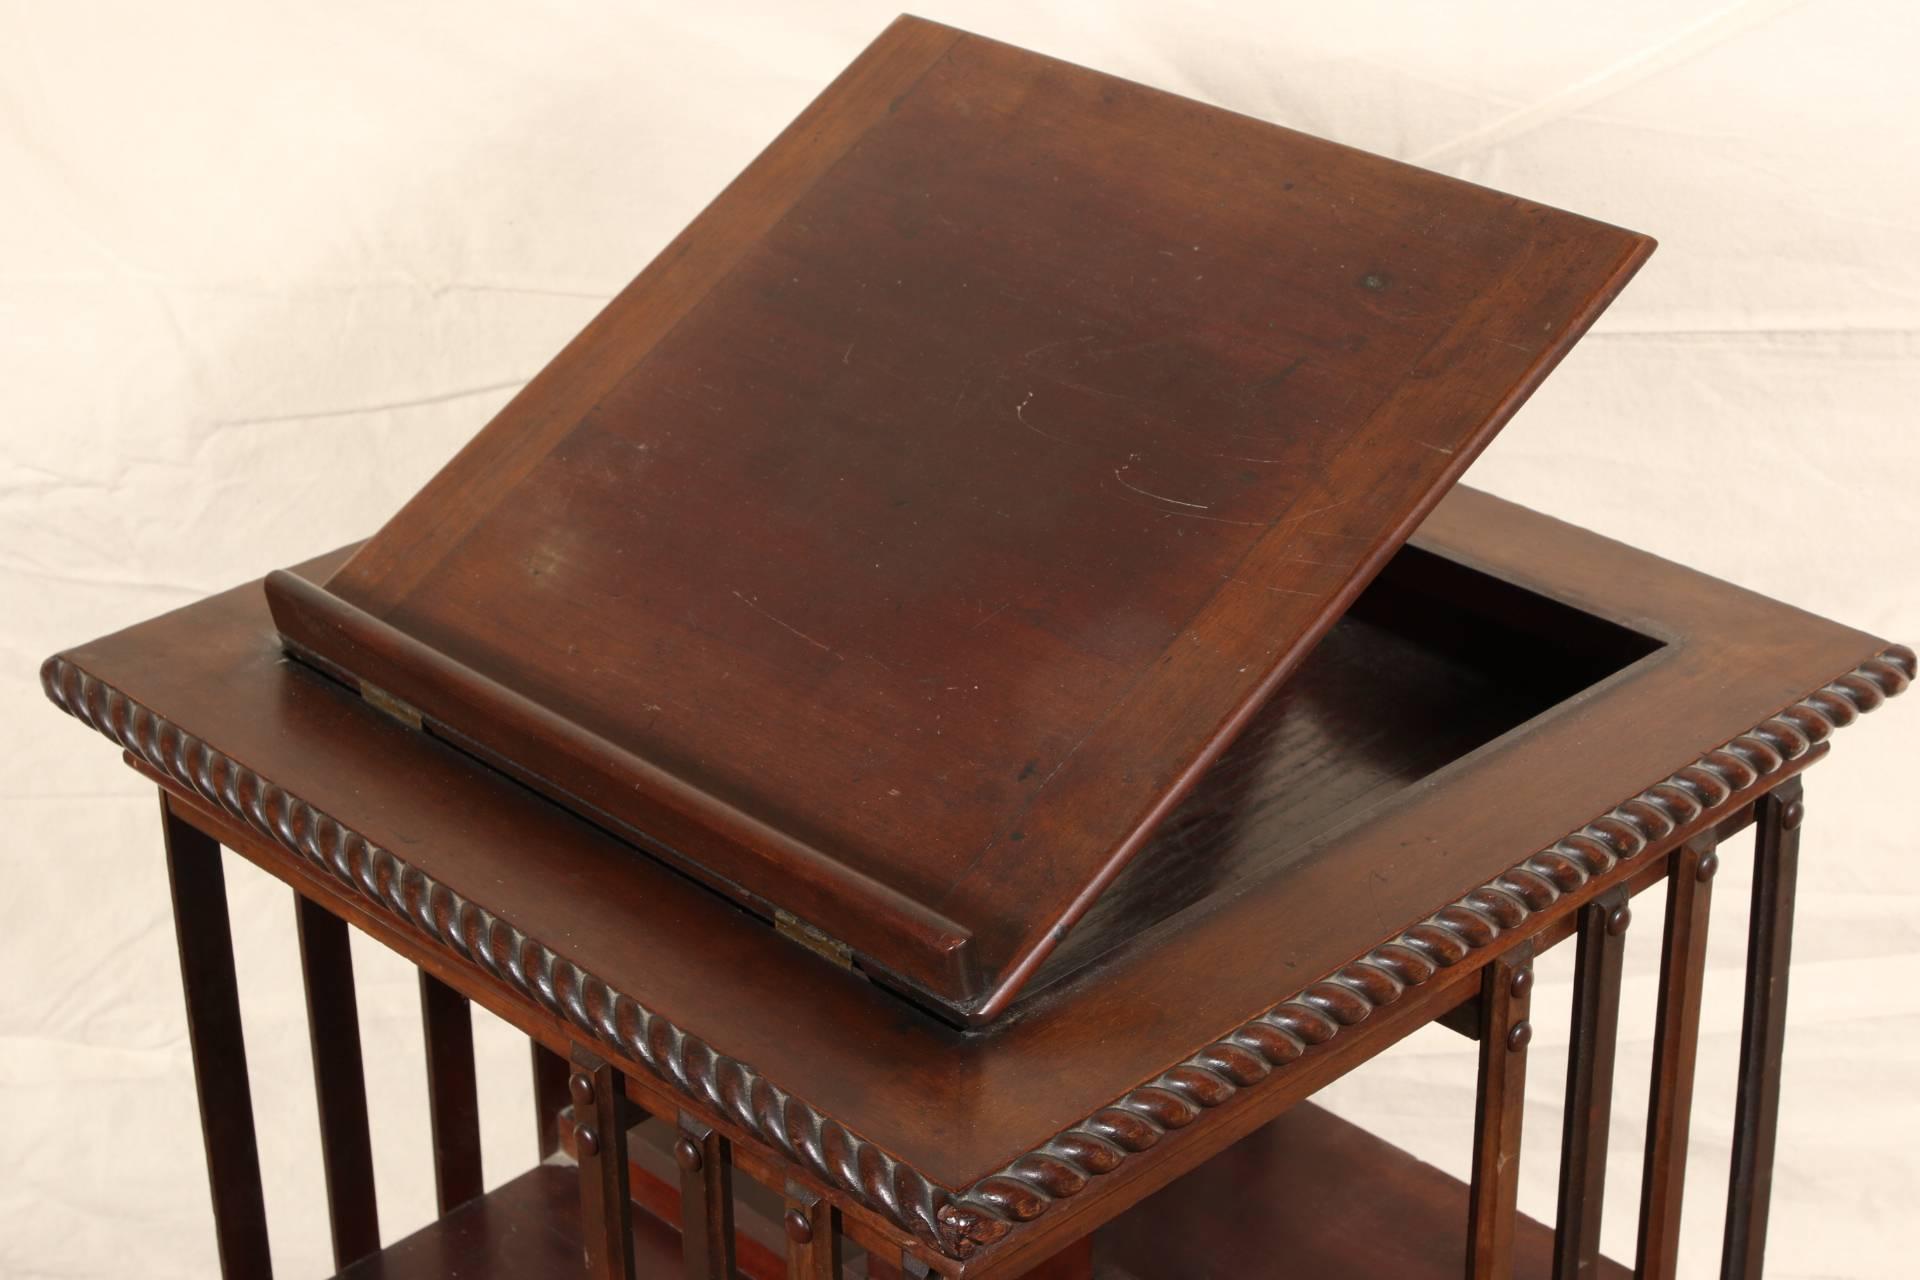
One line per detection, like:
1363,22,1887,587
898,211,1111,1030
266,15,1653,1023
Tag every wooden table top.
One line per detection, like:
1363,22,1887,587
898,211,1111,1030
266,16,1654,1021
43,487,1908,1266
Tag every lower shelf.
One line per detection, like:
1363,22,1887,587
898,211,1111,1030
337,1102,1626,1278
1093,1102,1631,1280
333,1162,685,1278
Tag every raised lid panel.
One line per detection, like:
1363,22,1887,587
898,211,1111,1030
268,16,1654,1021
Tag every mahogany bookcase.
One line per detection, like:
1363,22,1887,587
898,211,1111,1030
37,15,1914,1279
41,488,1912,1277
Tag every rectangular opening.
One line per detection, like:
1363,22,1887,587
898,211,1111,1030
1025,544,1666,998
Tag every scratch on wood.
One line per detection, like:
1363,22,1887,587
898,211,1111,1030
1111,493,1269,527
1021,334,1094,362
1015,391,1067,443
1113,467,1210,509
1415,440,1454,455
972,601,1011,631
1279,497,1352,525
1053,378,1136,403
1225,576,1321,598
730,590,844,660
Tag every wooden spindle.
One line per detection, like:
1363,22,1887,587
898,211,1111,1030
530,1039,569,1160
1723,779,1804,1279
783,1180,840,1279
295,892,379,1268
572,1051,638,1280
419,970,484,1213
1553,888,1629,1279
161,795,273,1279
676,1111,737,1279
1636,832,1718,1280
1466,938,1535,1280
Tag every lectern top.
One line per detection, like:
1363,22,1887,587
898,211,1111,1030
267,16,1653,1022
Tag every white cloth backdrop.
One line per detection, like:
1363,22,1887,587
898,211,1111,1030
4,2,1916,1275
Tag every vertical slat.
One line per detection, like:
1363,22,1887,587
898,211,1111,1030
530,1039,569,1160
783,1180,840,1279
676,1111,737,1279
1722,779,1803,1279
418,969,484,1213
1466,938,1535,1280
1553,888,1631,1279
160,795,273,1279
572,1050,638,1280
295,892,380,1268
1636,832,1718,1280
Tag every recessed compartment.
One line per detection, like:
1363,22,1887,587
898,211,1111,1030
1029,543,1665,995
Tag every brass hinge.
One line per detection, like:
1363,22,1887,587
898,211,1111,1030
775,910,854,969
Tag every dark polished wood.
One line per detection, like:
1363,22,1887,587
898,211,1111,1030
556,1107,788,1280
1468,941,1535,1279
1034,546,1660,995
266,14,1655,1024
296,892,380,1269
783,1181,841,1280
676,1111,738,1280
531,1039,569,1161
1722,779,1805,1279
419,971,484,1214
574,1051,640,1280
1636,832,1718,1279
1006,1240,1091,1279
1553,887,1629,1279
160,796,272,1280
1095,1101,1629,1279
335,1162,690,1279
45,482,1906,1272
36,15,1920,1279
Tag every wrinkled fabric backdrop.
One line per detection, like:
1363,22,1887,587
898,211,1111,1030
5,2,1916,1276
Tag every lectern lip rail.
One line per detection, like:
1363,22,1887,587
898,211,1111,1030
38,486,1912,1265
267,565,980,1006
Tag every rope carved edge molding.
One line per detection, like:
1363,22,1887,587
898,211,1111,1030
937,643,1914,1255
38,655,958,1252
41,643,1915,1261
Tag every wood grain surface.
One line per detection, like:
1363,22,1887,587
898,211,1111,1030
269,17,1656,1020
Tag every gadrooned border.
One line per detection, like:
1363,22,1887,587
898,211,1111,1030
42,644,1913,1260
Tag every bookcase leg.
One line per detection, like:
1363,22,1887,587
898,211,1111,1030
1553,887,1630,1279
572,1051,638,1280
419,969,484,1213
1635,831,1717,1280
161,794,274,1279
296,892,380,1268
1722,779,1803,1279
1466,938,1534,1280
